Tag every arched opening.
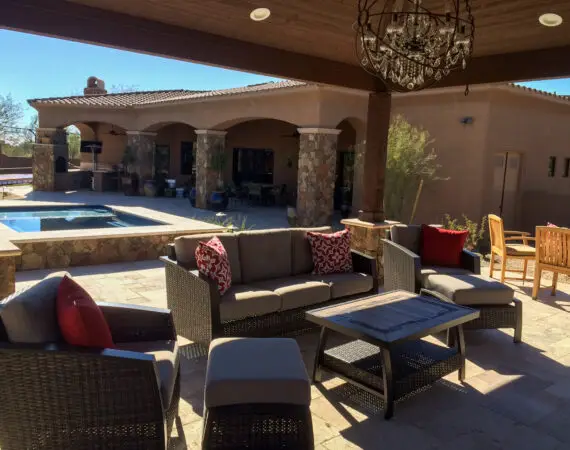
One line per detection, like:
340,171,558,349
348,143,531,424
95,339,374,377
147,122,197,187
225,118,298,205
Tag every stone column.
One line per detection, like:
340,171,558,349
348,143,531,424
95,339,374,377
195,130,227,209
0,240,22,300
127,131,156,194
296,128,341,227
356,92,392,223
33,127,68,191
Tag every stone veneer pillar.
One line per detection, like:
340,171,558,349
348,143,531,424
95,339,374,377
33,127,68,191
296,128,341,227
195,130,227,209
0,240,22,300
127,131,157,194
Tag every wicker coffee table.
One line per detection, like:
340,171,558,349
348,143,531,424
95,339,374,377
306,290,479,419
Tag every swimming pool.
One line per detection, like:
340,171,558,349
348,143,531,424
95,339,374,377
0,205,164,233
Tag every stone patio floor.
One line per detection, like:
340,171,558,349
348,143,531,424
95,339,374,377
15,261,570,449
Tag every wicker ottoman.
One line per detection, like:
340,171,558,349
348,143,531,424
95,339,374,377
423,274,522,343
203,337,314,450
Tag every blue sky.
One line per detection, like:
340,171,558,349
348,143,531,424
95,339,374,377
0,29,568,126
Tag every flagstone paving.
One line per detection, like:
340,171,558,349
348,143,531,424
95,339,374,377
15,262,570,449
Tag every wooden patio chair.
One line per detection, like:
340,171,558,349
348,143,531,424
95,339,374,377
532,226,570,299
488,214,536,283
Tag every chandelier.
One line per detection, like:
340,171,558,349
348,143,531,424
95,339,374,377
356,0,475,92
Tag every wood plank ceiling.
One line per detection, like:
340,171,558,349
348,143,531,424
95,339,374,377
69,0,570,64
2,0,570,90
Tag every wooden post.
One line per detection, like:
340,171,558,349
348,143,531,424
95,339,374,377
357,92,392,223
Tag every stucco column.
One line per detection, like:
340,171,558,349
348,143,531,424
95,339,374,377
296,128,341,227
33,127,68,191
126,131,156,193
195,130,227,209
356,92,392,223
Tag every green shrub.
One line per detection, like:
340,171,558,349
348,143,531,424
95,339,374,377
442,214,488,252
191,214,250,231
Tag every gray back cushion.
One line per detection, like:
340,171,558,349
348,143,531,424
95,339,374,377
238,229,292,283
291,226,332,275
174,233,242,283
0,271,68,343
391,224,422,255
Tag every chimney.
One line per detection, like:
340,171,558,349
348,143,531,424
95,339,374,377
84,77,107,96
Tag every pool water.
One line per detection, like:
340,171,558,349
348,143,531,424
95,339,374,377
0,205,164,233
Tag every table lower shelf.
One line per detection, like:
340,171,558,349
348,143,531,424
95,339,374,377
322,339,462,401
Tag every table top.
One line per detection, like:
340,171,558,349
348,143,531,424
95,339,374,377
306,290,479,347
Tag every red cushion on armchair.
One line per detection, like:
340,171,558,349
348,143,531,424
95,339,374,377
421,224,468,268
57,276,115,348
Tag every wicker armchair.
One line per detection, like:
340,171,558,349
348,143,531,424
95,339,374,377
383,224,480,293
0,282,180,449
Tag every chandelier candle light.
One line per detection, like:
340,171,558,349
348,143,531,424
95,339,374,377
356,0,475,92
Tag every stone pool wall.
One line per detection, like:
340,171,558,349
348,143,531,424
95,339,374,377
14,231,195,271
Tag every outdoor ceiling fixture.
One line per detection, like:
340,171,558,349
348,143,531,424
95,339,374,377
356,0,475,92
539,13,563,27
250,7,271,22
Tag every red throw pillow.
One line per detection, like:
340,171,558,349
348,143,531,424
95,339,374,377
307,229,353,275
195,236,232,295
56,276,114,348
421,224,468,268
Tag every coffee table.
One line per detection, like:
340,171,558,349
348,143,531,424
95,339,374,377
306,290,479,419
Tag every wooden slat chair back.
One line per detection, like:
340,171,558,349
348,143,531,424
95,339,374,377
532,226,570,299
488,214,536,283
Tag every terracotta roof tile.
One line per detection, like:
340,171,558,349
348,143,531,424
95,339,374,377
28,81,307,108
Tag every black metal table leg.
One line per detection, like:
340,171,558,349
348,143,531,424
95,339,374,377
455,325,466,381
312,327,329,383
381,347,394,420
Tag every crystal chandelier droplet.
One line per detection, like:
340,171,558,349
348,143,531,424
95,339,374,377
356,0,475,92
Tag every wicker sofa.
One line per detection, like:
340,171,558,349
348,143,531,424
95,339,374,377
0,272,180,449
162,227,378,346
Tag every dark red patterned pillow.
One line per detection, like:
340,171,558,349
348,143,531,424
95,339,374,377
195,237,232,295
307,229,353,275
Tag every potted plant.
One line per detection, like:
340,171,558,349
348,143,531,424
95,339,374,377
209,142,229,211
121,146,138,196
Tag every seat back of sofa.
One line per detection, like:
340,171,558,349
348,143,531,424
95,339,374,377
390,224,422,255
290,226,332,275
174,233,242,283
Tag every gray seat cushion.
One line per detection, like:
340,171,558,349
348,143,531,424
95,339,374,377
390,224,421,254
220,285,281,322
0,271,68,343
424,274,514,306
116,340,179,410
290,226,332,275
307,272,374,299
252,276,331,311
174,233,242,283
419,266,472,286
238,229,292,283
205,337,310,408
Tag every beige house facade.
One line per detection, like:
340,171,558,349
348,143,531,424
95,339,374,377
29,78,570,230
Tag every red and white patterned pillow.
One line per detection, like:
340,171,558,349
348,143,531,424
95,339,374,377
195,237,232,295
307,229,353,275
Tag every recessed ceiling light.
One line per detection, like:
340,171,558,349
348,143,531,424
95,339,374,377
539,13,563,27
250,7,271,22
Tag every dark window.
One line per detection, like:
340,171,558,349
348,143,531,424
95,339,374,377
232,148,274,185
563,158,570,178
548,156,557,177
180,141,194,175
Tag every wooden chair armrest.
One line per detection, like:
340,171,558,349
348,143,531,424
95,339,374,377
504,230,530,236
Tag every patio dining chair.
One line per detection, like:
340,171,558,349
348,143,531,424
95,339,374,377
488,214,536,283
532,226,570,299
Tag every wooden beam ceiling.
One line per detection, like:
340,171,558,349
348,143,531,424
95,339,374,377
3,0,570,91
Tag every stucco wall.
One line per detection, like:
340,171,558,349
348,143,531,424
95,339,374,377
79,123,127,169
156,123,196,184
225,119,299,193
391,90,491,225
